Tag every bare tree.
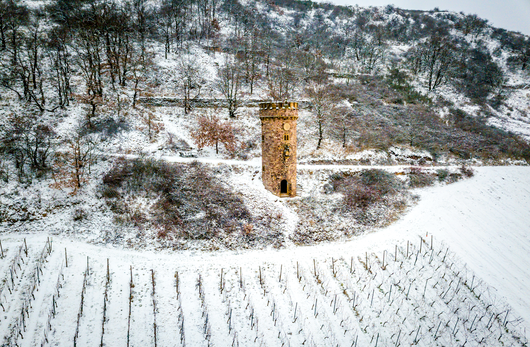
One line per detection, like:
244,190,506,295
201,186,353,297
294,48,327,82
22,122,55,172
139,105,164,141
101,2,134,88
0,1,7,50
508,36,530,72
19,17,49,111
217,56,241,118
47,26,71,108
176,52,201,115
345,27,387,74
456,14,488,39
131,0,150,53
330,105,356,148
72,5,105,121
266,51,298,101
158,1,174,59
158,0,191,57
131,49,154,108
305,81,337,150
0,3,74,111
0,111,54,182
408,32,456,91
239,27,262,95
0,3,54,110
51,128,98,194
0,0,29,65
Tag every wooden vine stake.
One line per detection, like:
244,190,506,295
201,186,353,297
175,271,179,298
297,262,300,282
220,268,224,293
151,269,157,347
127,266,133,347
100,258,110,347
431,235,433,250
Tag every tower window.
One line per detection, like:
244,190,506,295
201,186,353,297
283,134,290,141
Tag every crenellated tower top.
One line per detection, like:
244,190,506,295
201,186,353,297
259,102,299,110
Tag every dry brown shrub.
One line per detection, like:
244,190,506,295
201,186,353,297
191,114,238,156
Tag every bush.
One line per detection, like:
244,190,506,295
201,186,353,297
359,169,401,195
90,117,129,138
407,167,435,188
101,158,129,187
454,48,504,101
447,172,463,183
331,78,530,163
191,115,238,156
101,159,251,241
436,169,449,182
344,184,381,208
72,208,87,221
101,186,121,199
332,169,402,210
460,165,474,178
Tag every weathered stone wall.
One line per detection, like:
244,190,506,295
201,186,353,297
139,97,312,109
260,102,298,197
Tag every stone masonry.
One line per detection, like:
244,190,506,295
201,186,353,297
260,102,298,197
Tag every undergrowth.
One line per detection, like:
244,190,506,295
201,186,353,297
290,167,473,245
100,158,258,248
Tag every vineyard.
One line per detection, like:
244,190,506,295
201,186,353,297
0,236,527,347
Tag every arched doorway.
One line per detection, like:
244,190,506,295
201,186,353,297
280,180,288,194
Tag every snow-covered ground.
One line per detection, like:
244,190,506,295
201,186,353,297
1,166,529,346
389,166,530,330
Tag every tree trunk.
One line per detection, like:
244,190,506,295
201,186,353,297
228,99,236,118
316,118,323,150
11,28,17,66
0,16,6,50
132,76,139,108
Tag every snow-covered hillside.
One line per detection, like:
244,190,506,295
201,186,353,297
1,166,529,346
2,0,530,345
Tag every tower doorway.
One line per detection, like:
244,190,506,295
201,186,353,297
280,180,288,195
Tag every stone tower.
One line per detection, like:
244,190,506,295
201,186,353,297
259,102,298,197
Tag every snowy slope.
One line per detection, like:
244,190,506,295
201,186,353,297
1,166,529,345
384,166,530,329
